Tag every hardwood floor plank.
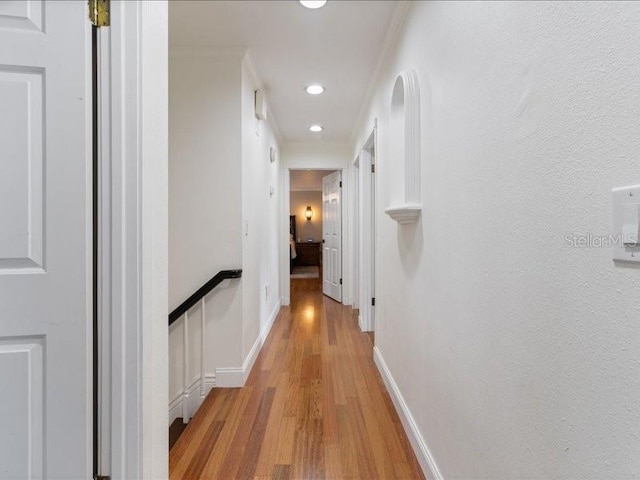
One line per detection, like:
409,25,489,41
215,413,256,479
360,402,398,480
236,388,276,479
274,416,296,465
326,313,337,346
271,464,290,480
254,374,290,477
324,443,344,480
345,396,381,480
169,277,425,480
169,389,235,477
182,420,224,479
197,388,252,479
336,404,360,479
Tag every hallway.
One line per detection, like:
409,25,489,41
169,278,424,479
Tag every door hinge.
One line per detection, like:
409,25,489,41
88,0,110,27
94,476,110,480
371,297,376,306
339,181,342,188
371,164,375,173
339,278,342,285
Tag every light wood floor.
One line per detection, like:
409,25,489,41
169,278,425,479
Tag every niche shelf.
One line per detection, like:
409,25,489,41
384,204,421,224
384,70,421,225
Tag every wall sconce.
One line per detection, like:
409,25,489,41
305,206,313,221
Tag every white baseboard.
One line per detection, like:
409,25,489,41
216,300,281,388
373,346,443,480
214,366,244,388
358,313,366,332
168,373,215,425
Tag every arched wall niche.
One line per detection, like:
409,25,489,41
384,70,421,224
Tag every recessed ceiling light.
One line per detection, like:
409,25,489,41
299,0,327,9
309,125,323,133
305,84,325,95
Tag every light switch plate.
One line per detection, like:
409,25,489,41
612,184,640,263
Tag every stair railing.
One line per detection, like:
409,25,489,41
168,269,242,422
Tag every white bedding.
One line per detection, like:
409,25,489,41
289,234,297,259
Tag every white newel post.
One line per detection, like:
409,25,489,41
182,312,190,423
200,298,206,398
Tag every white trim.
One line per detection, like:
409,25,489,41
98,2,167,478
373,347,443,480
214,366,245,388
281,166,349,308
101,2,168,479
182,312,190,421
216,300,282,387
139,2,169,479
290,186,323,192
168,374,216,425
281,168,291,307
384,205,421,224
346,155,360,308
349,1,412,146
358,314,366,332
357,125,377,332
96,21,113,477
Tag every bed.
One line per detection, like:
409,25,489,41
289,215,297,272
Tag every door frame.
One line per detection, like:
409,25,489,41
321,170,343,302
96,2,168,478
280,167,347,306
349,155,360,309
357,122,377,332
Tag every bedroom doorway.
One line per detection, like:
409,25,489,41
288,169,337,288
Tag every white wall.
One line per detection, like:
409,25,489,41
169,51,243,407
282,142,351,170
169,50,282,421
290,191,323,242
353,2,640,478
241,58,282,361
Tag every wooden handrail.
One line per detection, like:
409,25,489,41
168,269,242,325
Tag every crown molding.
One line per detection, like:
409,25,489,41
349,1,413,148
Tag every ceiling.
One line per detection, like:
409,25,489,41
169,0,398,143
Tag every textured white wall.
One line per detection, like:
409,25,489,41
353,2,640,478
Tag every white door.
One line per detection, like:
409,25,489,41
322,171,342,302
0,2,93,479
